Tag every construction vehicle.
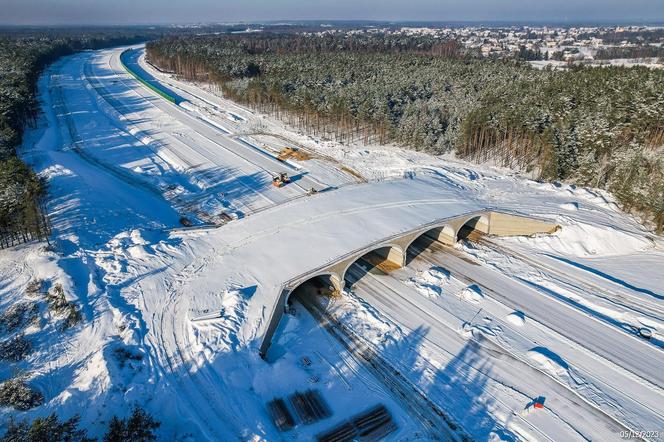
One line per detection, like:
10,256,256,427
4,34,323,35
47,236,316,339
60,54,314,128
272,172,291,188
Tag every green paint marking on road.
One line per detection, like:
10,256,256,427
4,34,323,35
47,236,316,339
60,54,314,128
120,49,177,104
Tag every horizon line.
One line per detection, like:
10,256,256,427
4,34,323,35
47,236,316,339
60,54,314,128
2,19,664,28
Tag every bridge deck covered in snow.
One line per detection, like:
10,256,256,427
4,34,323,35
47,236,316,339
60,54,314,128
178,176,559,355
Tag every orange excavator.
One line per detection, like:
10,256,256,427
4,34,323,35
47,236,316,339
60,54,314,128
272,172,291,188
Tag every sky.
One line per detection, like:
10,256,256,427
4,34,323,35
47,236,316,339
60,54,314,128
1,0,663,26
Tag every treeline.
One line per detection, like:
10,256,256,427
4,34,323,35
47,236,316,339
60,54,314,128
0,38,70,247
0,29,178,249
596,28,664,45
147,33,664,230
210,32,465,57
594,45,664,60
0,158,48,248
2,406,159,441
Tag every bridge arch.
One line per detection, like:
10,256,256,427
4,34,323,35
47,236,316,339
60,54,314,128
285,272,343,305
341,244,405,287
405,224,456,263
456,214,490,241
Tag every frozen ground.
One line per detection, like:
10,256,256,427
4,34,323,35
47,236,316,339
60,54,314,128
0,44,662,441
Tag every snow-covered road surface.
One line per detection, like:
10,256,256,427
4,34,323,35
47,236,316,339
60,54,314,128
344,242,664,437
54,46,346,225
344,262,627,440
413,243,663,391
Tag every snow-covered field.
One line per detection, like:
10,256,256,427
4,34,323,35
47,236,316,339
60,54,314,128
1,44,662,441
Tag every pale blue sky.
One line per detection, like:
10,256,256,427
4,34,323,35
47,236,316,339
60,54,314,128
1,0,662,25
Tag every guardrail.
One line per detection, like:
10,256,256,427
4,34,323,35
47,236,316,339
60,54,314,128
120,49,177,104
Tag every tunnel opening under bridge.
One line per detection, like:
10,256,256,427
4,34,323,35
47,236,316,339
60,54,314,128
405,224,457,264
263,274,342,361
287,274,342,306
342,245,405,288
456,215,490,242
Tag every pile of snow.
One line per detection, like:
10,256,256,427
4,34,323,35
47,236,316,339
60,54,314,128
190,288,250,352
508,221,652,257
96,229,158,276
506,311,526,327
459,284,483,304
39,164,74,179
331,291,401,347
405,266,451,298
527,347,570,379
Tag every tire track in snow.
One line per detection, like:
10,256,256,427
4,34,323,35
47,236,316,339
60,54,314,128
299,293,461,442
140,245,256,440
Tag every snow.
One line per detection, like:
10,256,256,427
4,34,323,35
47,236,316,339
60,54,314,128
527,347,570,379
1,44,662,441
405,266,450,298
560,201,579,211
529,58,664,70
577,251,664,297
507,220,654,257
506,311,526,327
459,285,484,304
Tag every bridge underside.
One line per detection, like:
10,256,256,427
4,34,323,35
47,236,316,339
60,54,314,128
260,210,559,357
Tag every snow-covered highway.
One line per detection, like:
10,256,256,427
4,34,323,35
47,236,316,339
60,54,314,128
341,242,664,438
412,242,664,391
53,45,344,225
343,262,627,441
117,49,328,192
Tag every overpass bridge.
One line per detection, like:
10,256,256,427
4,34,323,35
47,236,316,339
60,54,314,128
258,206,559,355
175,176,559,357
